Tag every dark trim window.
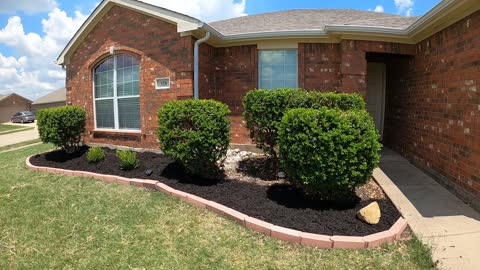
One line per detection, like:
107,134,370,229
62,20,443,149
93,54,140,130
258,50,298,89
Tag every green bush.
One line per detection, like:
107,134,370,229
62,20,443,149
157,99,231,177
116,150,138,171
86,146,105,163
242,89,365,159
278,108,381,196
36,106,86,153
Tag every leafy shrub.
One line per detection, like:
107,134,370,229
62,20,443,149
116,150,138,171
36,106,86,153
157,99,231,177
86,146,105,163
243,89,365,159
278,108,381,196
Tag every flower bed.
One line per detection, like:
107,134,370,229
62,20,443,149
28,147,407,247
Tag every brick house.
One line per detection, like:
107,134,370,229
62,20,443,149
57,0,479,209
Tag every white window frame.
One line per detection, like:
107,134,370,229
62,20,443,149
92,55,141,132
258,49,298,89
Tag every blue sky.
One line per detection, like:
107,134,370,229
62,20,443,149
0,0,440,100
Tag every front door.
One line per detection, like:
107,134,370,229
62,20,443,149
366,62,386,139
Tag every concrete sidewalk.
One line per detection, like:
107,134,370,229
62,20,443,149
374,148,480,270
0,122,39,147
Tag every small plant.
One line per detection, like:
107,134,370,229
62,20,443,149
116,150,139,171
86,147,105,163
278,108,381,197
157,99,231,177
36,106,86,153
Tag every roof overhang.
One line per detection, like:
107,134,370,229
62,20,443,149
57,0,480,65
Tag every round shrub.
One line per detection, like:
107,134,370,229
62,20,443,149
278,108,381,196
36,106,86,153
86,146,105,163
243,89,365,160
157,99,231,177
116,150,138,171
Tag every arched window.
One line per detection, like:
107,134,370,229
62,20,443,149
93,54,140,130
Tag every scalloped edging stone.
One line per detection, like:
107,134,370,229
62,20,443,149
26,155,408,249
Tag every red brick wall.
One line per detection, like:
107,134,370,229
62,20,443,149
384,11,480,207
67,6,194,149
298,43,341,91
199,45,258,144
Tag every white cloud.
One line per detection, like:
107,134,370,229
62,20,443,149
0,8,87,100
142,0,246,22
394,0,414,16
374,5,384,13
0,0,57,14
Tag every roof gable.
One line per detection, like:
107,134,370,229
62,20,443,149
0,93,32,104
33,88,66,105
56,0,204,65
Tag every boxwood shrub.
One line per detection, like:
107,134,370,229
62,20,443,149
36,106,86,153
157,99,231,177
278,108,381,196
86,146,105,163
116,150,139,171
242,89,365,159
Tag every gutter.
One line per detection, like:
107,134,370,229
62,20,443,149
193,31,211,99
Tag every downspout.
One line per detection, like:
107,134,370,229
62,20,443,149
193,31,211,99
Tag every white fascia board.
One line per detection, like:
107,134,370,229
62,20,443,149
56,0,203,65
404,0,456,34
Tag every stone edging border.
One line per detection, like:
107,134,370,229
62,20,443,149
26,155,408,249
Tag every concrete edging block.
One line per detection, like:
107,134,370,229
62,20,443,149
300,232,333,248
244,216,272,236
331,235,366,249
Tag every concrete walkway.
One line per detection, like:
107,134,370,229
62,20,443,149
0,122,39,147
375,148,480,270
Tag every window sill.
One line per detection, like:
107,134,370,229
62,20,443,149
92,129,142,136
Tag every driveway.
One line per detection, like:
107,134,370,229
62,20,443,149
0,122,39,147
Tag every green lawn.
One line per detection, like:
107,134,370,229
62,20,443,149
0,144,435,269
0,124,24,132
0,124,33,135
0,139,42,153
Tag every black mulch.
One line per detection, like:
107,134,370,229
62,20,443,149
30,147,401,236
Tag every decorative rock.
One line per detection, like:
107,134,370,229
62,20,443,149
357,201,381,225
277,171,286,179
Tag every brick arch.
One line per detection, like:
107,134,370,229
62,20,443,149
88,46,144,71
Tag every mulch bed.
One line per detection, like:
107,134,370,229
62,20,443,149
30,146,401,236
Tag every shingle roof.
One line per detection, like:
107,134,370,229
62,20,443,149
33,88,66,105
209,9,419,36
0,93,32,103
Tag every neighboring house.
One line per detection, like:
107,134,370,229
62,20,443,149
31,88,66,112
0,93,32,123
56,0,479,209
